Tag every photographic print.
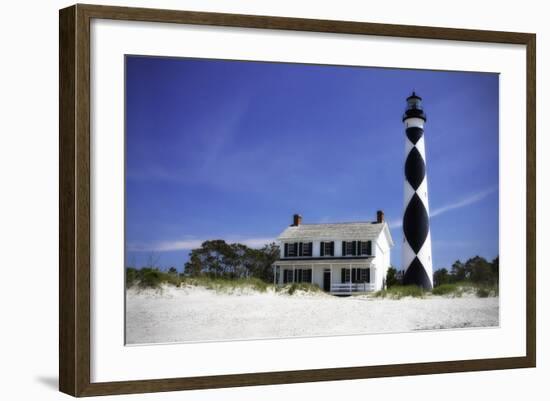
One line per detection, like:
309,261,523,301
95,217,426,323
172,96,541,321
124,55,499,345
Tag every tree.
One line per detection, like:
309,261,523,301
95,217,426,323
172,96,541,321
385,266,399,288
450,260,466,282
466,256,493,284
247,242,279,282
183,240,280,282
433,268,450,287
167,266,178,275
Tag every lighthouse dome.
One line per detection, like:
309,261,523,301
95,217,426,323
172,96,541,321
402,91,427,122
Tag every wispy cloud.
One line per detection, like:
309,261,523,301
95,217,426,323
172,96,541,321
431,185,498,217
127,236,275,252
388,185,498,229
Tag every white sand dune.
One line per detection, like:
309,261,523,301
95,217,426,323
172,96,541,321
125,286,499,345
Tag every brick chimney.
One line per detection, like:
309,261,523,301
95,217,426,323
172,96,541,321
376,210,384,223
292,214,302,226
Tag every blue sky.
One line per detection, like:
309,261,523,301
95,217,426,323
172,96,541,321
125,55,499,271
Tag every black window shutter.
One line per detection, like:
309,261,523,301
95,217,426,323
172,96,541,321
357,241,362,255
366,268,371,283
284,243,288,257
342,241,346,256
341,268,345,283
352,241,357,256
320,242,325,256
298,242,302,257
330,241,335,256
309,242,313,256
367,241,372,255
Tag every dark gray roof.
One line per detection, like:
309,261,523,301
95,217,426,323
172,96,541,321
277,222,387,242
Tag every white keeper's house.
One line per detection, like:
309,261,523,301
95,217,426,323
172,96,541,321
273,212,394,294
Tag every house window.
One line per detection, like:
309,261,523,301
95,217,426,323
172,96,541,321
360,241,372,256
285,243,298,257
342,268,370,283
285,268,312,283
320,241,334,256
342,240,371,256
283,269,294,283
300,242,313,257
341,268,351,283
353,268,371,283
343,241,358,256
360,268,371,283
294,268,312,283
346,241,354,256
285,242,312,257
303,269,312,283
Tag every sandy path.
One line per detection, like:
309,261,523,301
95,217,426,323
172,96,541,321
125,286,499,344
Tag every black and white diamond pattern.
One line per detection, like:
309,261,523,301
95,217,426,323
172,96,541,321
402,125,433,289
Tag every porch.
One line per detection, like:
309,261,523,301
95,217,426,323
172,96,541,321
272,261,377,294
330,282,376,294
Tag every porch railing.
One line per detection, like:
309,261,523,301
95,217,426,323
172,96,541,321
330,283,375,293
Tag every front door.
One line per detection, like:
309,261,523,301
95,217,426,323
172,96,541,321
323,270,331,292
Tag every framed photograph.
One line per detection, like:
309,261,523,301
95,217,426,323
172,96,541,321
59,4,536,397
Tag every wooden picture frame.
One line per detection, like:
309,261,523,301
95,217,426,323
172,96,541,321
59,3,536,397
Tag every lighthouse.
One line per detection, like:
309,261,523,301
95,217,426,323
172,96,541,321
402,92,433,290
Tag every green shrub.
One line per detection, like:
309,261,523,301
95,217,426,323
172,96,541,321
139,269,164,289
374,285,425,299
432,283,463,297
164,272,183,287
126,267,138,288
476,287,490,298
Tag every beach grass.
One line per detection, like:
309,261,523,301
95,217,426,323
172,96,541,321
431,282,498,298
126,267,329,296
182,276,273,293
432,283,464,297
373,285,426,299
127,268,498,298
284,283,323,295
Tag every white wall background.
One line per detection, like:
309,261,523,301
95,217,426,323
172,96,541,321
0,0,546,400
